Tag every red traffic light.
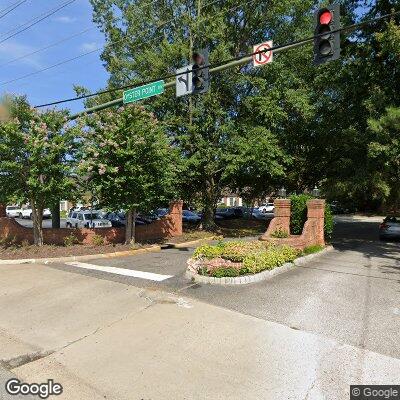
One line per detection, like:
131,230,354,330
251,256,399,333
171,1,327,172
319,10,332,25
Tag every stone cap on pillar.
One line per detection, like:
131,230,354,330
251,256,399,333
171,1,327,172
274,199,291,217
307,199,325,219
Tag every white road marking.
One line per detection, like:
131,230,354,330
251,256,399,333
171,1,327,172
65,261,173,282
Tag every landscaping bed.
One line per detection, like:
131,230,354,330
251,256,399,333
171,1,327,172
0,242,157,260
187,240,325,279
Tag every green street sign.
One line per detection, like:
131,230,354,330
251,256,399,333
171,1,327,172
123,80,165,104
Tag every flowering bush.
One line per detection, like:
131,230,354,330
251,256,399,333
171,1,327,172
192,241,300,277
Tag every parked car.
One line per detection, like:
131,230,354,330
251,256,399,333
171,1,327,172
258,203,274,214
20,208,52,219
182,210,201,224
252,208,273,220
215,207,243,219
6,205,22,218
66,210,112,229
379,216,400,241
155,208,169,218
103,212,147,227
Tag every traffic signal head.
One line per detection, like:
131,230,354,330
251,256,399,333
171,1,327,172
314,4,341,65
192,49,210,94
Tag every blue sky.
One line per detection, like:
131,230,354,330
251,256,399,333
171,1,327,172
0,0,107,113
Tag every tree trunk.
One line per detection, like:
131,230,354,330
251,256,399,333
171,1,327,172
32,203,44,246
125,208,137,245
202,179,218,231
51,201,60,229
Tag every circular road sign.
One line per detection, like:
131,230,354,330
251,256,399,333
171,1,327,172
253,41,273,67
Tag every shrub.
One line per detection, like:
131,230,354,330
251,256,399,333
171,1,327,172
303,244,325,255
64,233,78,247
289,194,334,239
193,242,225,259
243,245,299,274
0,235,17,248
270,228,289,238
210,267,241,278
21,239,30,248
220,241,266,262
91,234,105,246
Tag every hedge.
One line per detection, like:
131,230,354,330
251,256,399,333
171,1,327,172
289,194,333,240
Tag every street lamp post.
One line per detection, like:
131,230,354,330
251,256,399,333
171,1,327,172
278,187,287,198
312,185,320,197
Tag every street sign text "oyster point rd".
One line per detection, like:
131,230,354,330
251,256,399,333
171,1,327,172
123,80,165,104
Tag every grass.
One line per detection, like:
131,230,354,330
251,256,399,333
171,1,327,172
302,244,325,255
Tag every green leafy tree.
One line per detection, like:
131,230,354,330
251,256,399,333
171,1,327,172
368,107,400,212
0,95,79,245
78,104,177,244
87,0,314,229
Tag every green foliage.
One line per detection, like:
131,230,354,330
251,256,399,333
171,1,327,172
302,244,325,255
290,194,311,235
91,234,104,246
64,233,79,247
0,95,79,245
242,245,298,275
270,229,289,238
78,104,177,243
290,194,333,239
194,240,298,277
193,242,225,260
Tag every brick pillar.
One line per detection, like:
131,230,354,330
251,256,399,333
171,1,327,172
168,200,183,236
306,199,325,246
0,204,6,218
260,199,291,240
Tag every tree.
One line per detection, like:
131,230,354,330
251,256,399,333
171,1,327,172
368,107,400,212
78,104,176,244
87,0,313,229
0,95,79,245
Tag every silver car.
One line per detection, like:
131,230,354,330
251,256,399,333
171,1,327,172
379,216,400,241
66,210,112,229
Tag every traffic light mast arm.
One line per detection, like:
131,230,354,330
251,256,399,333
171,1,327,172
67,8,400,120
68,39,312,120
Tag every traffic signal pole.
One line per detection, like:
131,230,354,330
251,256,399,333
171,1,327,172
65,9,400,121
68,38,314,120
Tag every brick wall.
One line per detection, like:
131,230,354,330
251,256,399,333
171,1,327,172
260,199,325,250
0,201,183,245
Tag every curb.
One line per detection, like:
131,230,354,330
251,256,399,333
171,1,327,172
165,236,216,249
186,245,334,286
0,245,162,265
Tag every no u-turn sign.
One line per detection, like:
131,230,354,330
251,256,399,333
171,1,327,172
253,41,273,67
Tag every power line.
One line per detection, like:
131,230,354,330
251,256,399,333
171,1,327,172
0,27,93,68
0,0,162,67
0,0,27,20
0,0,77,45
0,0,25,15
34,9,399,113
0,0,253,86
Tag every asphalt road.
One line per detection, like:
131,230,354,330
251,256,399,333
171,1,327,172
47,215,400,360
1,215,400,399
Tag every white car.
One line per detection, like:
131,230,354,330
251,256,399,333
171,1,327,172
6,205,22,218
66,210,112,229
21,208,52,219
258,203,275,214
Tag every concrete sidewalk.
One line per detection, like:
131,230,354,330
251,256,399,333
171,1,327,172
1,263,400,400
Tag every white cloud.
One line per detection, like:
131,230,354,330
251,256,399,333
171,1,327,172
54,16,77,24
0,41,43,69
80,42,99,52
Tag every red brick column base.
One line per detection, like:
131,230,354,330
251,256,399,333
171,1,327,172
260,199,325,250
